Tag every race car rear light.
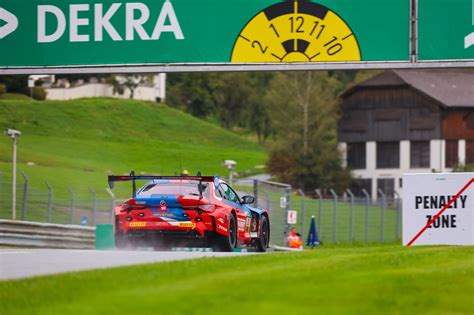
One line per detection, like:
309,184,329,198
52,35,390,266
197,204,215,212
121,199,146,211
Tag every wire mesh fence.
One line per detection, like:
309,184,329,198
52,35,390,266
0,171,401,244
0,177,118,227
254,180,402,246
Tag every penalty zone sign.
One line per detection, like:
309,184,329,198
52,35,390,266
403,173,474,246
287,210,297,225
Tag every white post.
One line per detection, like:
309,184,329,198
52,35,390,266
12,137,17,220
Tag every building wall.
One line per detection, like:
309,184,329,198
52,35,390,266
342,139,463,200
339,87,442,143
46,74,166,102
339,85,474,200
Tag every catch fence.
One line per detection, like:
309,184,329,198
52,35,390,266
254,180,402,246
0,173,118,226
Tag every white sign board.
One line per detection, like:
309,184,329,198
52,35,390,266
28,78,34,88
403,173,474,246
280,197,286,208
287,210,297,225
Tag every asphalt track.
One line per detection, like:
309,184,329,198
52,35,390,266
0,249,252,280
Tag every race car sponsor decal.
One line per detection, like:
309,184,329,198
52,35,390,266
217,217,225,224
237,218,246,228
217,224,228,232
155,222,169,227
179,222,196,228
152,213,174,217
245,217,251,232
250,232,258,238
129,222,146,227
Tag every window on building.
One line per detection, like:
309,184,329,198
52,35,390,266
377,178,395,199
347,142,366,169
350,178,372,197
410,141,430,168
445,140,458,168
376,142,400,169
467,140,474,164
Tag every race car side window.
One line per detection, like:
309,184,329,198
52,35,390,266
220,183,241,204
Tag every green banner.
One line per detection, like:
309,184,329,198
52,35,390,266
0,0,409,67
418,0,474,61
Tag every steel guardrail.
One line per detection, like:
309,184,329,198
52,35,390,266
0,220,95,249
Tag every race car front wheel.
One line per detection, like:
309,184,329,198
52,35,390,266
256,215,269,252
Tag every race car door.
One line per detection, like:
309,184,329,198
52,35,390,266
218,183,251,241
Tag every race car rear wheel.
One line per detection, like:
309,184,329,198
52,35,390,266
114,232,130,249
213,213,237,252
256,215,269,252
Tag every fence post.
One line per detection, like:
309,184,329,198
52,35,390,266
0,171,2,193
67,186,75,225
253,180,258,207
315,189,322,240
106,187,115,224
284,186,291,246
394,191,401,241
297,189,305,242
329,189,338,243
21,171,28,221
362,189,370,243
45,182,53,223
378,189,386,242
263,191,271,212
346,189,355,242
89,187,97,226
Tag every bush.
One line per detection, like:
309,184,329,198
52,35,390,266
0,84,6,96
32,87,47,100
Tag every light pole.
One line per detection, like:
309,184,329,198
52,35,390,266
4,128,21,220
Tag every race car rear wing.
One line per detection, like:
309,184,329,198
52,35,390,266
108,171,217,198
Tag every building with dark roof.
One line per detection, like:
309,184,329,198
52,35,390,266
338,70,474,200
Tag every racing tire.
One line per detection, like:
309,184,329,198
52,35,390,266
256,216,269,252
215,213,237,252
114,232,130,249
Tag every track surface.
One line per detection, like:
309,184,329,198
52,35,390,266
0,249,251,280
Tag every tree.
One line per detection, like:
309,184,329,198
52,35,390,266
167,73,215,117
265,71,351,192
210,73,252,129
108,74,152,99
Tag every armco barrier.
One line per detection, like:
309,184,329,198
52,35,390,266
0,220,95,249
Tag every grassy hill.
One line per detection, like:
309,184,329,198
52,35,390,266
1,244,473,315
0,98,266,202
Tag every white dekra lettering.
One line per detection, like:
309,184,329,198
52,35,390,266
37,1,184,43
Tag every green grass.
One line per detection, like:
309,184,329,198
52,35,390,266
0,93,31,100
1,244,473,315
0,98,266,221
0,98,266,192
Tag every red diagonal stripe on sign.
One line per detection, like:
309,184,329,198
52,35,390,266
407,177,474,247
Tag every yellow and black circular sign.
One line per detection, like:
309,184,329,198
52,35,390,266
231,0,361,63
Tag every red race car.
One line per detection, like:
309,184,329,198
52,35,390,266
108,172,270,252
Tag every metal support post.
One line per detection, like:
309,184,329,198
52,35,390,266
329,189,338,242
263,191,271,213
315,189,322,239
12,137,17,220
89,187,97,226
253,180,258,207
394,191,402,241
21,171,28,221
378,189,386,242
284,187,291,245
67,187,75,225
297,189,305,242
45,182,53,223
362,189,370,243
106,187,115,224
346,189,355,242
